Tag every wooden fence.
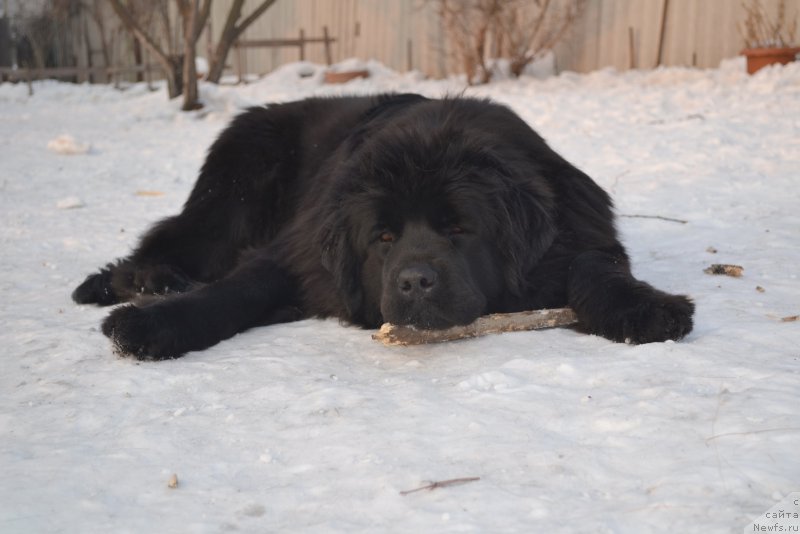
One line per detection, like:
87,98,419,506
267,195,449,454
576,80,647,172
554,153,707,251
232,26,336,83
0,64,162,95
3,0,797,89
213,0,798,77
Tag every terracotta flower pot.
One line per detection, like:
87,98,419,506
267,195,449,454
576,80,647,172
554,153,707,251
323,69,370,84
741,46,800,74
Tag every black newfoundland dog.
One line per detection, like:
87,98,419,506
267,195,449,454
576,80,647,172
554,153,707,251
73,94,694,360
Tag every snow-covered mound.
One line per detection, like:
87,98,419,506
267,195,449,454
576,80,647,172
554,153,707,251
1,58,798,533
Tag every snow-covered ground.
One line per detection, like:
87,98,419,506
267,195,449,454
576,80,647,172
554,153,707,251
1,58,799,533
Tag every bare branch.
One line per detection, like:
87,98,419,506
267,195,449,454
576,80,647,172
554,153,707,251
433,0,584,82
234,0,279,40
400,477,481,496
219,0,245,40
156,0,174,53
619,214,688,224
206,0,278,83
373,308,578,346
194,0,213,42
180,0,201,110
108,0,171,66
739,0,798,48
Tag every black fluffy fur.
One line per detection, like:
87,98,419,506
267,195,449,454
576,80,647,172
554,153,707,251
72,94,694,360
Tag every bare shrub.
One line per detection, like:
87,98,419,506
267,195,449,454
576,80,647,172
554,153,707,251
739,0,798,49
500,0,585,77
432,0,585,84
15,0,80,69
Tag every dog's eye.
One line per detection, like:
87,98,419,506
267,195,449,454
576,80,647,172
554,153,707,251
379,231,395,243
448,225,464,235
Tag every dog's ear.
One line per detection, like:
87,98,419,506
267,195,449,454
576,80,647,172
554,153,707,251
467,146,556,296
496,176,557,295
318,205,364,319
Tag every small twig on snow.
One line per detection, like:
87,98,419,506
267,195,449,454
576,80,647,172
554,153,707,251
609,169,630,195
399,477,481,496
705,427,800,444
619,214,688,224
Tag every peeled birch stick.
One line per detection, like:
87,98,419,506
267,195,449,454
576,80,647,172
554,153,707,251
372,308,578,346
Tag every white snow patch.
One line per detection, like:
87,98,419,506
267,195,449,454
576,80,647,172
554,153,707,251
1,58,799,533
55,196,85,209
195,56,209,78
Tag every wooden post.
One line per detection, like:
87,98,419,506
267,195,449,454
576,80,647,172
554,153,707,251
82,16,92,84
322,26,332,65
206,18,213,60
26,69,33,96
235,42,243,84
407,38,413,71
299,29,306,61
656,0,670,66
628,27,635,69
142,49,151,90
132,38,143,82
242,44,248,83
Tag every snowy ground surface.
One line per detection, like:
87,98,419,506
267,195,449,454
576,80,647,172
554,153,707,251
1,58,799,533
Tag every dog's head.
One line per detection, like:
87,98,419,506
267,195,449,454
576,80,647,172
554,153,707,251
319,99,556,329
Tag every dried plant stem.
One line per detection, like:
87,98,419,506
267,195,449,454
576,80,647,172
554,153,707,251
400,477,481,496
739,0,798,48
431,0,584,84
619,214,688,224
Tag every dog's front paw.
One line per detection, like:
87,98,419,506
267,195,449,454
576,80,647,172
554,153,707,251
73,269,118,306
134,265,192,296
619,294,694,344
102,304,183,360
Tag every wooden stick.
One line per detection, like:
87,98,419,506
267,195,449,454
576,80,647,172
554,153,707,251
400,477,480,496
372,308,578,346
619,214,688,224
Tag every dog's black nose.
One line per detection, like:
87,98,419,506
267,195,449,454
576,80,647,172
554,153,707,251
397,265,438,297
